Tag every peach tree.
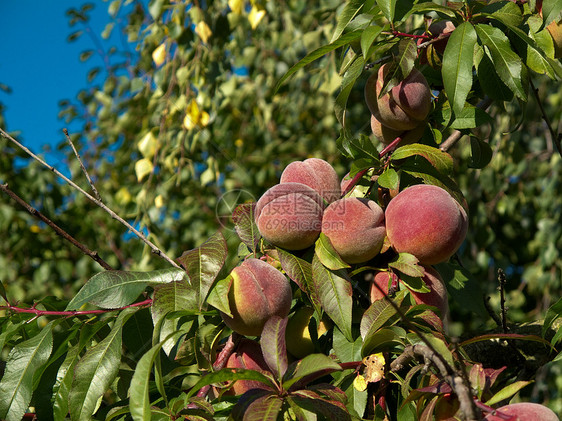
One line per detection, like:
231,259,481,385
1,1,562,420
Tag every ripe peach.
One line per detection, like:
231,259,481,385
370,115,425,146
280,158,341,204
322,197,386,264
285,306,331,359
221,258,292,336
255,182,324,250
365,64,431,131
427,20,455,54
484,402,559,421
369,267,449,319
225,338,272,395
385,184,468,265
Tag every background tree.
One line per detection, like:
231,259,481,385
0,0,561,420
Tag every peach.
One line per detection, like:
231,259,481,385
370,115,425,146
427,20,455,54
365,64,431,131
255,182,324,250
285,306,331,359
484,402,559,420
280,158,341,204
221,258,292,336
225,338,272,395
385,184,468,265
322,197,386,264
369,267,449,319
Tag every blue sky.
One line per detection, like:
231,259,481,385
0,1,128,166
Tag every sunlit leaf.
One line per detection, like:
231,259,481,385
260,316,288,381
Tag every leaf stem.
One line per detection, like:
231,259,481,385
1,298,152,317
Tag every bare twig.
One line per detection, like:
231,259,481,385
63,128,102,202
1,297,152,317
0,183,113,271
483,294,503,328
440,97,493,152
498,268,509,333
0,127,181,269
391,344,482,421
530,78,562,158
371,280,482,420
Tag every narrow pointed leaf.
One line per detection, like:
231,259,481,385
66,268,186,310
243,393,284,421
360,290,406,339
232,203,260,252
290,390,351,421
376,0,397,22
260,316,288,381
331,0,366,42
129,331,185,421
442,22,477,115
390,144,454,175
481,1,523,27
485,381,533,407
0,323,53,421
186,368,277,398
177,231,228,309
283,353,342,390
475,24,527,101
315,233,350,271
312,254,353,341
69,308,136,421
206,274,233,316
361,25,383,59
151,280,198,354
275,30,362,92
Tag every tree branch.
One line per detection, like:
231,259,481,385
530,78,562,158
63,128,102,202
0,127,181,269
0,182,113,271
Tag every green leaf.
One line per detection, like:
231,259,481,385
332,327,362,363
239,394,284,421
377,167,399,190
283,353,342,390
376,0,397,22
289,389,351,420
361,326,405,356
480,1,523,27
391,144,454,175
475,46,514,101
442,22,477,115
312,254,353,342
151,280,198,354
411,3,457,17
177,231,228,309
205,274,232,316
335,56,365,129
361,26,383,59
449,105,493,130
277,248,322,317
315,233,351,271
360,290,406,340
69,308,136,421
129,331,185,421
332,0,366,42
232,203,260,252
186,368,277,399
260,316,288,382
275,30,362,93
543,297,562,339
542,0,562,27
469,137,493,169
408,334,454,367
388,253,425,277
485,381,533,406
66,268,186,310
475,24,527,101
436,262,487,317
378,39,417,98
0,323,53,421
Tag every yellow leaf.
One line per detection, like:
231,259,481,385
116,187,132,205
353,374,367,392
228,0,244,14
195,21,212,43
235,138,244,148
183,99,210,130
137,131,158,159
135,158,153,182
152,43,166,67
155,194,164,208
363,353,385,383
248,6,266,29
199,111,210,127
30,224,41,234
